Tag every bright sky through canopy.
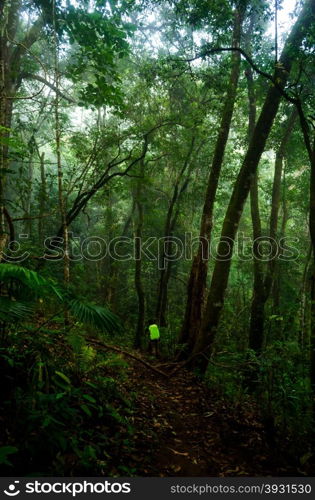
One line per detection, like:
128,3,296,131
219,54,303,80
267,0,298,42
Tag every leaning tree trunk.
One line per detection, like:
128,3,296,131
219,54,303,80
191,0,315,374
178,7,244,356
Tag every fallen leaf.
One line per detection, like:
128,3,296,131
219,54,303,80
168,447,189,456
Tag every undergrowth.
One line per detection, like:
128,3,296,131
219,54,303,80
0,326,137,476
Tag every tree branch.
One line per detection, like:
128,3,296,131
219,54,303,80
21,73,76,103
87,338,169,378
10,16,44,65
182,45,298,105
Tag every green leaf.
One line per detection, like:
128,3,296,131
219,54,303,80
55,371,71,385
80,404,92,417
0,446,18,466
0,297,33,322
67,298,120,333
0,264,62,300
83,394,97,403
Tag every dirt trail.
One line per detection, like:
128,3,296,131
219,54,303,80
123,356,305,477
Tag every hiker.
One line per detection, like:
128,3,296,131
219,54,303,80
148,320,160,357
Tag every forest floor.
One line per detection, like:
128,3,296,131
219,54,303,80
2,332,314,477
119,351,314,477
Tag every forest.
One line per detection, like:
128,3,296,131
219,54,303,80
1,0,315,478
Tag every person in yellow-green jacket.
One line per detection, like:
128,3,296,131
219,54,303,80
148,320,160,357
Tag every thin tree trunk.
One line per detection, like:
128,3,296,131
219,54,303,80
37,149,46,244
53,4,70,325
155,181,180,327
295,99,315,408
178,7,244,356
156,136,196,326
249,170,266,351
55,77,70,287
245,33,267,352
190,0,315,373
271,174,289,314
299,245,312,348
106,202,135,311
249,109,297,352
265,109,298,294
23,137,36,237
310,253,315,405
104,190,115,304
134,161,145,349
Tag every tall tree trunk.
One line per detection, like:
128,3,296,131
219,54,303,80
23,137,36,237
156,136,196,326
190,0,315,374
53,4,70,325
299,245,312,348
37,149,47,245
103,190,116,304
0,1,43,258
178,7,244,356
295,97,315,410
248,170,266,351
264,109,297,293
106,202,135,312
310,271,315,402
249,109,297,352
134,161,145,349
272,174,289,313
55,74,70,287
156,205,176,327
244,35,267,353
0,1,16,257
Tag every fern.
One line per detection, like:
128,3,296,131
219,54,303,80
67,299,120,334
0,297,32,322
0,264,62,300
0,264,120,333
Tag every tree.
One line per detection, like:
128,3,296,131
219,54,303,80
191,0,315,373
0,0,133,257
178,3,246,356
249,108,297,353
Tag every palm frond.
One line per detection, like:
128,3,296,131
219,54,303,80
0,297,33,322
67,299,120,334
0,264,120,333
0,264,62,300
